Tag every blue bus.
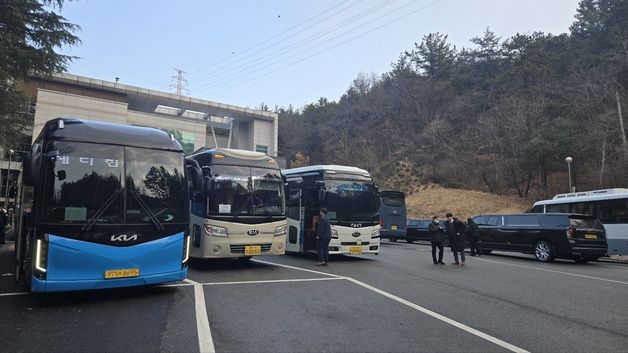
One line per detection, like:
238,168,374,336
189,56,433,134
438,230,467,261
14,118,191,292
378,191,407,242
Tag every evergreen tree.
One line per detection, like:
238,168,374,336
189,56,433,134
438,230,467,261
0,0,80,148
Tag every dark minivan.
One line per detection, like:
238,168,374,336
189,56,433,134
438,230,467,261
472,213,607,263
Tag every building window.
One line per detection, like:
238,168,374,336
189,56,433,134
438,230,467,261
255,145,269,155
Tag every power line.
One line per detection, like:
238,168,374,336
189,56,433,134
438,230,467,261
188,0,308,75
194,0,424,93
203,0,445,97
188,0,356,84
188,0,399,91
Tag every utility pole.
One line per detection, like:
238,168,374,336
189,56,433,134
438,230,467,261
169,68,189,96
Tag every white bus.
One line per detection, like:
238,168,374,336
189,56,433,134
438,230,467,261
283,165,380,256
531,188,628,255
186,148,286,259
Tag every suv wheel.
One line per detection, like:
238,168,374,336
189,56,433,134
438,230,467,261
534,241,554,262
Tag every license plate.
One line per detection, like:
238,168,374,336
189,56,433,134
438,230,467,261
391,225,397,231
245,245,261,256
350,246,362,255
104,268,139,279
584,234,598,239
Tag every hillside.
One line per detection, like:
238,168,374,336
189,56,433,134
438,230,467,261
405,184,532,220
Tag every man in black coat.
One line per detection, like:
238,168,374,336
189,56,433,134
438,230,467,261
466,217,481,257
428,216,445,265
315,208,332,266
444,212,466,266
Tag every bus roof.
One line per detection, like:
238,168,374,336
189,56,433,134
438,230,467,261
37,117,183,152
187,148,279,169
533,188,628,205
283,165,371,177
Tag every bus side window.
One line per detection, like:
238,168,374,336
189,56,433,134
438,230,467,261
530,205,543,213
546,203,569,213
597,199,628,224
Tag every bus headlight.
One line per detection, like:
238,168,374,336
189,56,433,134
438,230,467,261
274,225,287,236
371,228,380,238
331,229,338,239
204,224,228,237
182,236,191,264
35,239,48,273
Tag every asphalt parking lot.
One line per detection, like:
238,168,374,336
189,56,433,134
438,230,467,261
1,241,627,353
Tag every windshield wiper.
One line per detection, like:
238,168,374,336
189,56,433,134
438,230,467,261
130,190,164,231
254,203,273,219
82,187,125,232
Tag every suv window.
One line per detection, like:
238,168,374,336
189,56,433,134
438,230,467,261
506,215,539,226
473,216,487,225
569,216,604,229
486,216,501,226
540,215,570,227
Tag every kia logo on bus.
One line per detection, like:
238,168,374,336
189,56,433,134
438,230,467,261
351,223,362,228
247,230,259,236
111,234,138,242
352,232,361,237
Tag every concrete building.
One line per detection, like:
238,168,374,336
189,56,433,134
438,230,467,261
0,72,282,209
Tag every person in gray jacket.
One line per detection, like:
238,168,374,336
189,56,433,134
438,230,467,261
315,208,332,266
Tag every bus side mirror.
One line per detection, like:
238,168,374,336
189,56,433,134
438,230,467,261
185,159,202,190
23,143,42,187
56,170,66,181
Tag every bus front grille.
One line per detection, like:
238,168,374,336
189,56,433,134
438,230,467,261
341,242,370,246
230,244,273,254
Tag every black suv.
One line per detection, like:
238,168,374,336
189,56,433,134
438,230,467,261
472,213,607,263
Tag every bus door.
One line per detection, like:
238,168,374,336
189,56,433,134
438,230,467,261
286,188,302,253
303,187,320,252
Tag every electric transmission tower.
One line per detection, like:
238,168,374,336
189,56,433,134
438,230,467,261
169,68,189,95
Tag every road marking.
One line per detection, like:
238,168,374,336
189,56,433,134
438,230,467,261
0,291,30,297
199,277,343,286
257,260,529,353
252,258,345,278
474,257,628,286
184,279,216,353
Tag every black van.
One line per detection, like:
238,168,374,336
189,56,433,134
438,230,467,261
472,213,607,263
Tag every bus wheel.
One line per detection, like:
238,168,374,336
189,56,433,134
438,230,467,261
406,239,414,244
480,249,492,255
390,238,397,242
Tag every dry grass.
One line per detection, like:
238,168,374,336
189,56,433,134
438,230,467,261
405,184,532,220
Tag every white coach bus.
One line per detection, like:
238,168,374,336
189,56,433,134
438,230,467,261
283,165,380,256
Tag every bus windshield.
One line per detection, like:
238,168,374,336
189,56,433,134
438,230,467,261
44,142,124,224
43,142,187,224
324,180,379,222
381,192,405,207
126,147,187,224
207,165,285,216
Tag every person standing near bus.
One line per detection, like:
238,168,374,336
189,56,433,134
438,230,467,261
0,208,7,246
315,208,332,266
466,217,481,256
444,213,466,266
428,216,445,265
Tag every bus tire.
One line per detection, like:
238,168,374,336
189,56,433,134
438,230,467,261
390,238,397,242
480,249,492,255
406,239,414,244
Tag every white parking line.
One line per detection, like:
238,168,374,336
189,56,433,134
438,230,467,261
0,291,30,297
199,277,343,286
184,279,216,353
252,258,345,278
257,260,530,353
473,257,628,286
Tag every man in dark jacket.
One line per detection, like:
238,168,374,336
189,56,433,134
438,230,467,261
466,217,481,257
428,216,445,265
315,208,332,266
444,213,466,266
0,208,7,245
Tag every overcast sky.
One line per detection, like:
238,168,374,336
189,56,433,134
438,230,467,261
58,0,582,109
